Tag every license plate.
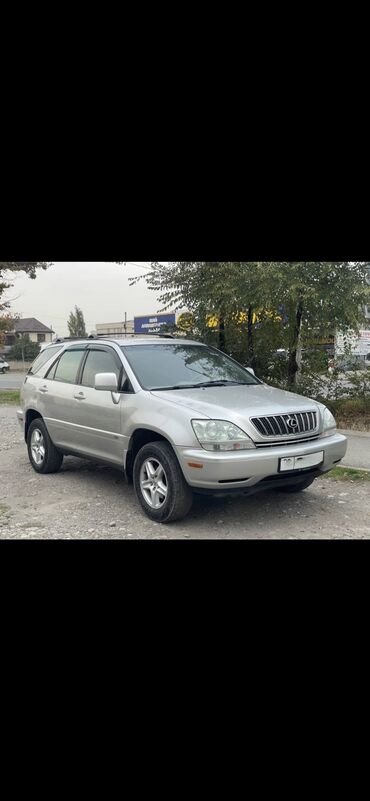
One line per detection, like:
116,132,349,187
279,451,324,472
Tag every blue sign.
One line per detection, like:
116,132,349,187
134,314,176,335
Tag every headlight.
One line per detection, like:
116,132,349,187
321,407,337,437
192,420,255,451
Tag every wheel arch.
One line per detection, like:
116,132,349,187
125,427,174,480
25,409,43,442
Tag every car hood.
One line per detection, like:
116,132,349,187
151,384,321,421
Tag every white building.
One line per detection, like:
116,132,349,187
96,320,135,336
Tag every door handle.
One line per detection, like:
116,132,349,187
39,386,48,394
74,391,86,400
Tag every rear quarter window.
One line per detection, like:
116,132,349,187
28,346,64,376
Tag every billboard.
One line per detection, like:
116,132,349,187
134,313,176,335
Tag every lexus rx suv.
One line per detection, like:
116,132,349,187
17,337,347,523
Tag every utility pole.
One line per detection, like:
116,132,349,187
124,312,127,336
21,335,25,375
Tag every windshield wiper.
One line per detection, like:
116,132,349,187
151,384,204,390
151,380,251,391
196,380,251,387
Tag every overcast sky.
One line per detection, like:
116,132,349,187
9,262,165,337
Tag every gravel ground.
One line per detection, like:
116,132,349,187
1,405,369,539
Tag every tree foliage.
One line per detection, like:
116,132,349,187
263,262,370,386
0,313,16,348
7,334,41,362
0,262,50,309
126,261,370,388
67,305,87,338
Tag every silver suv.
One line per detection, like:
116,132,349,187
17,336,347,523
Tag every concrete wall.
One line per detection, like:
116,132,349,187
7,361,33,372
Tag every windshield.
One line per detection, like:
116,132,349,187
121,343,260,390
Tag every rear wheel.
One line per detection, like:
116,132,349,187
27,418,63,474
133,441,193,523
277,476,316,493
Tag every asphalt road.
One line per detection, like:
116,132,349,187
0,371,26,390
1,405,369,539
340,429,370,471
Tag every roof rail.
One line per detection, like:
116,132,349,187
52,333,176,344
96,333,175,340
52,335,95,343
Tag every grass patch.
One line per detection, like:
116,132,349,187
325,398,370,432
336,416,370,432
321,467,370,481
0,391,20,405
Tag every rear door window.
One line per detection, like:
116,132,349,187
52,350,85,384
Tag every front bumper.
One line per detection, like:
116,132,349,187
175,432,347,491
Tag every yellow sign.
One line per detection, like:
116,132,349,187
205,309,283,328
207,315,219,328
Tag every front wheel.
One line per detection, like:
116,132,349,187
133,441,193,523
277,476,316,493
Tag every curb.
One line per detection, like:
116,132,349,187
340,464,370,473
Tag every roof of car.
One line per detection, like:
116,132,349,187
48,336,201,348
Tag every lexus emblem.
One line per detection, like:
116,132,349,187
287,416,299,430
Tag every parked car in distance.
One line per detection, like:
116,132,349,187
0,358,10,373
17,336,348,523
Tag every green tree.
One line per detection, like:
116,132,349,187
8,334,40,362
266,262,370,388
127,261,276,366
1,263,51,351
122,261,370,389
131,262,260,350
0,313,16,349
67,305,87,338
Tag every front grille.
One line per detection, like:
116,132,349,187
251,411,318,438
255,435,319,448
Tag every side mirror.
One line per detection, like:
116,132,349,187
246,367,255,376
95,372,118,392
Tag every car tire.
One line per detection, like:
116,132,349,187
27,418,64,474
277,476,316,493
133,441,193,523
